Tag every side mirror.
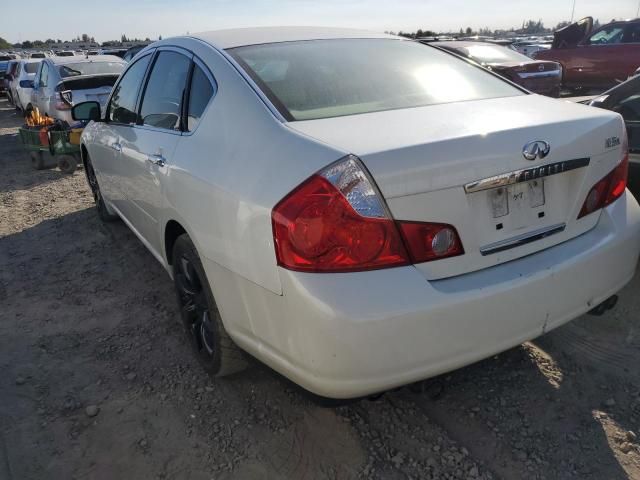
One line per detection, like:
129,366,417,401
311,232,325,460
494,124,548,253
72,101,102,122
19,79,34,89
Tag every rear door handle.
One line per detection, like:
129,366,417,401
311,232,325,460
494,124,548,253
111,142,122,152
147,153,166,167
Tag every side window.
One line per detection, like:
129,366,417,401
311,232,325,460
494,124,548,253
588,26,625,45
40,63,49,87
139,51,191,130
108,54,152,124
187,64,215,131
623,24,640,44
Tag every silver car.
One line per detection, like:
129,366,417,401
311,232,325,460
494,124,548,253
24,55,125,123
9,59,40,110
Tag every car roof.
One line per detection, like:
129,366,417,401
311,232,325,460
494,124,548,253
46,55,124,65
189,26,397,49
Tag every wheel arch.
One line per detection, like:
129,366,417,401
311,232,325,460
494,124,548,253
164,219,188,266
80,143,89,168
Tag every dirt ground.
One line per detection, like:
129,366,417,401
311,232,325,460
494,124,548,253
0,97,639,480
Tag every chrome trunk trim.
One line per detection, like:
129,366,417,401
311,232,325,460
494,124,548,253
464,158,590,194
480,223,566,256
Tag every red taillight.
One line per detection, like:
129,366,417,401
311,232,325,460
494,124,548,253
54,90,72,110
272,174,410,272
578,151,629,219
272,156,464,272
398,221,464,263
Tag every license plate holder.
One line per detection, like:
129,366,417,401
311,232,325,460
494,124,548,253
489,179,545,219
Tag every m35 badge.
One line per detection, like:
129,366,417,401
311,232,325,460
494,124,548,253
606,136,621,148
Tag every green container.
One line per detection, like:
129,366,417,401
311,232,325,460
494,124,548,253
18,127,79,156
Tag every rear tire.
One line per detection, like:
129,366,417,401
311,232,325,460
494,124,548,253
57,154,78,174
30,151,45,170
172,234,248,376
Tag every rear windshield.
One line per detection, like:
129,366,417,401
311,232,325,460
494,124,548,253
453,44,532,64
24,63,39,74
58,61,125,78
229,39,523,121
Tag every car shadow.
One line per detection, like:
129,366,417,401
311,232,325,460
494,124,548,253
399,304,639,479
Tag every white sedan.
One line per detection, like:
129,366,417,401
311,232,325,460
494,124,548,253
73,28,640,399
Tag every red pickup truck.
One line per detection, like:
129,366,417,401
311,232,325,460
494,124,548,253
534,17,640,92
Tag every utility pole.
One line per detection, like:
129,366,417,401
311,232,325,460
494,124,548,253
571,0,577,22
637,0,640,18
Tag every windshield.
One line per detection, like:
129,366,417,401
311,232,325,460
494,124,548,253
456,44,531,64
24,63,39,74
0,62,7,72
58,61,125,78
229,39,522,121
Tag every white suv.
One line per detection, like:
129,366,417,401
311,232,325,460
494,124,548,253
73,28,640,399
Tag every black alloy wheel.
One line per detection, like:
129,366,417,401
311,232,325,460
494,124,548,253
172,234,247,376
85,155,118,222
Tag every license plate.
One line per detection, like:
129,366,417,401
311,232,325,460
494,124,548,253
489,179,545,218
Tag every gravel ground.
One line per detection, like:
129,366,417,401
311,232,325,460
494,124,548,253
0,97,639,480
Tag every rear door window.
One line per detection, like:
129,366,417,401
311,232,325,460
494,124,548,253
623,24,640,44
39,63,49,87
108,54,152,124
186,64,215,131
139,51,191,130
24,63,39,74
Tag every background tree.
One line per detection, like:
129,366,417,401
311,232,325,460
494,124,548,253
0,37,12,49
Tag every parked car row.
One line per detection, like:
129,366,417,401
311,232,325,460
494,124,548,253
3,55,126,125
534,17,640,92
3,58,40,109
70,28,640,399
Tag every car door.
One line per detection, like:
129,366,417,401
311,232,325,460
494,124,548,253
93,53,153,213
575,24,626,88
36,62,51,114
117,48,192,256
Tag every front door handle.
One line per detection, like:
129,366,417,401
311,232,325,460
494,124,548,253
111,142,122,152
147,153,166,167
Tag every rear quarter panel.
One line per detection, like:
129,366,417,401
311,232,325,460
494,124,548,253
161,38,345,296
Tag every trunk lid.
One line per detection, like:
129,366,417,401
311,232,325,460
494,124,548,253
56,74,118,107
288,94,626,280
552,17,593,49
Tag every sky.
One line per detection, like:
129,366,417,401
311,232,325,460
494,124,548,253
3,0,639,43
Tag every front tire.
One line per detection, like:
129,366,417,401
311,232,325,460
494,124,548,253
172,234,248,376
84,153,118,222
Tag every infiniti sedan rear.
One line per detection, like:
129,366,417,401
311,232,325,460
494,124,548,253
75,28,640,399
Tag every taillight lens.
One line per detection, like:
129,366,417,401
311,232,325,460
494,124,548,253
578,149,629,219
398,221,464,263
272,156,464,272
54,89,72,110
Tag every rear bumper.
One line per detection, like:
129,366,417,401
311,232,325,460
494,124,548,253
207,192,640,399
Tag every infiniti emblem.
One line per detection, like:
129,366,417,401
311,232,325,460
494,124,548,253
522,140,551,161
